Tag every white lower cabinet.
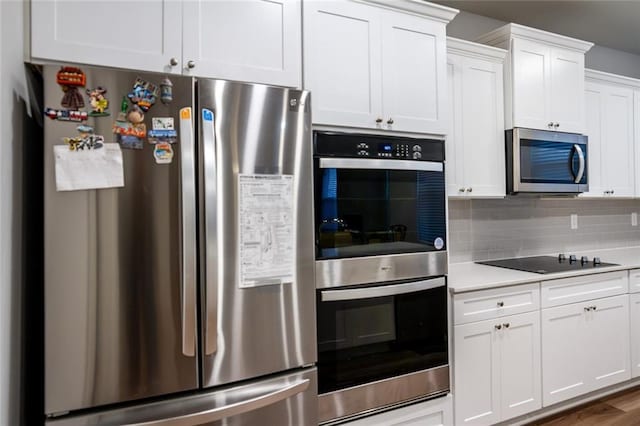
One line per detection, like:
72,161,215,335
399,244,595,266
454,311,541,425
341,395,452,426
630,293,640,377
541,294,630,406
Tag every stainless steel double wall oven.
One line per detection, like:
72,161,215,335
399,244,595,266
313,132,449,424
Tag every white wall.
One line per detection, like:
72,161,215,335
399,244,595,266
1,1,28,424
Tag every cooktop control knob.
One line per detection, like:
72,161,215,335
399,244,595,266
569,255,577,263
558,253,566,261
593,257,602,265
581,256,589,265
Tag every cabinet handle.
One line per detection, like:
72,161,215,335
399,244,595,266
503,323,510,328
187,60,196,69
497,301,504,307
169,57,178,67
592,305,597,311
611,190,615,195
554,123,560,128
375,117,383,124
548,122,554,128
387,118,394,125
466,187,473,193
495,324,502,330
604,191,610,195
459,188,465,192
584,306,590,312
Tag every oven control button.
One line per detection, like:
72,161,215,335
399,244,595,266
593,257,601,265
413,145,422,152
558,253,566,262
358,150,369,156
413,152,422,160
581,256,589,265
569,254,577,263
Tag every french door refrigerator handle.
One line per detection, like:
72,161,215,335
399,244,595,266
201,108,218,355
574,144,585,183
321,277,446,302
124,379,310,426
179,107,196,357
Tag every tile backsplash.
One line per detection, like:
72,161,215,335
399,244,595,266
448,198,640,263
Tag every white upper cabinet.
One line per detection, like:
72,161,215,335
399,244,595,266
582,70,637,198
303,0,458,135
476,24,593,134
446,38,506,198
31,0,183,74
31,0,302,87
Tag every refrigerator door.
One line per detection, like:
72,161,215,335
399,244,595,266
199,79,316,387
44,66,198,415
45,367,318,426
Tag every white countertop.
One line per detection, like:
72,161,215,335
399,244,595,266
448,246,640,293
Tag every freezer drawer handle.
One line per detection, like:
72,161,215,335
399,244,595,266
125,379,310,426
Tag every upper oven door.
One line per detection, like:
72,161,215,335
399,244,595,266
314,157,446,260
508,128,588,193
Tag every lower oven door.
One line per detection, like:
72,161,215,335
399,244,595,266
316,276,449,424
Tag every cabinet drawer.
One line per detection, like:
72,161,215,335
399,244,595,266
341,395,452,426
454,283,540,325
629,269,640,294
541,271,628,308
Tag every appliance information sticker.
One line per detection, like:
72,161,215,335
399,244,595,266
238,174,295,288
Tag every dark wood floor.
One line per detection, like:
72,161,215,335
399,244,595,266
528,386,640,425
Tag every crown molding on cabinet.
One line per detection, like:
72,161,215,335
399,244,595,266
586,68,640,89
447,37,507,63
475,23,594,53
359,0,459,23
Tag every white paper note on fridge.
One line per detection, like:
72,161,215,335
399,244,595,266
54,143,125,191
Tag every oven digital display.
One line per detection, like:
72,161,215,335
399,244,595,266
378,143,393,153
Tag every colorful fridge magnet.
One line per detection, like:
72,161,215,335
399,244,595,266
148,117,177,144
113,104,147,150
115,96,129,123
128,77,159,112
152,117,174,130
153,142,174,164
86,86,109,117
160,78,173,104
44,108,88,122
56,66,86,109
62,125,104,151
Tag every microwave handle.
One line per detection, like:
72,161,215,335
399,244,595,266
573,144,585,183
321,277,445,302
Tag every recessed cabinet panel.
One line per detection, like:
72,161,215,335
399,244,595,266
454,320,500,425
446,59,465,195
303,1,382,128
604,88,635,196
31,0,183,73
550,48,585,133
500,311,541,422
511,38,549,130
382,15,445,134
584,86,604,196
183,0,301,87
631,293,640,378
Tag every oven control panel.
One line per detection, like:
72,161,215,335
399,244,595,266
314,132,444,162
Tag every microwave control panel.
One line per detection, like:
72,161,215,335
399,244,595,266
315,132,444,162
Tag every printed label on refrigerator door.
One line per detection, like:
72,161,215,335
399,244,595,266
238,174,295,288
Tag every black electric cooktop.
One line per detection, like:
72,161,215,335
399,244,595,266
476,255,619,274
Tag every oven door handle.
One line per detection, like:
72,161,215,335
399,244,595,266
321,277,445,302
319,158,443,172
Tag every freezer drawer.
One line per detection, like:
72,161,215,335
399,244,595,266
46,367,318,426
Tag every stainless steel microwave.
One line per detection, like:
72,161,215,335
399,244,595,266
506,128,588,194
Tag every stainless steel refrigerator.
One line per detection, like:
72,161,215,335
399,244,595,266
42,65,316,425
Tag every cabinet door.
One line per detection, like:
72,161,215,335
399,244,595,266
303,1,382,129
631,293,640,378
549,47,585,134
585,295,631,390
381,12,447,134
460,56,505,197
582,82,606,197
635,91,640,197
603,86,635,197
454,320,500,425
31,0,182,73
446,54,465,197
182,0,301,87
511,38,550,130
500,311,541,422
541,302,588,406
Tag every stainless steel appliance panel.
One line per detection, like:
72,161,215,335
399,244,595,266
46,368,318,426
315,251,447,289
198,79,316,387
44,66,198,415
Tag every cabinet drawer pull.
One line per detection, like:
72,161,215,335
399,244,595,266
387,118,394,125
495,324,502,330
459,188,465,192
554,123,560,128
497,301,504,307
169,57,178,67
503,323,510,328
548,122,554,128
187,60,196,69
375,117,383,124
